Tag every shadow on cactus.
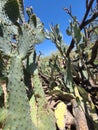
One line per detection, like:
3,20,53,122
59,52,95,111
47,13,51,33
0,1,46,130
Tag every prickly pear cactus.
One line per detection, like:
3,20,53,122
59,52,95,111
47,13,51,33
4,56,35,130
30,69,56,130
0,1,45,130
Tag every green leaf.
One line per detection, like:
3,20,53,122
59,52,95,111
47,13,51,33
0,107,7,123
0,23,18,56
64,57,74,93
0,38,11,56
18,17,45,59
73,23,81,44
4,0,19,23
32,69,56,130
30,14,37,28
17,0,25,22
29,95,38,128
66,27,72,36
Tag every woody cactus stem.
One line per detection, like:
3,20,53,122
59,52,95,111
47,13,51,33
4,56,34,130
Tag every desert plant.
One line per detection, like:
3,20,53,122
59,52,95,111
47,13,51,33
0,0,98,130
0,0,47,130
44,1,98,129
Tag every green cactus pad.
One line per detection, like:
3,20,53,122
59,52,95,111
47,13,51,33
3,56,35,130
32,69,56,130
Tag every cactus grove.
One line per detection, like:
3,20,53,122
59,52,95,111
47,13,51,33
0,0,98,130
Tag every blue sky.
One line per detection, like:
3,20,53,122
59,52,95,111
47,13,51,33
24,0,86,56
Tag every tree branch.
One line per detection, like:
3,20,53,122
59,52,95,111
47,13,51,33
81,0,94,25
66,0,97,57
80,11,98,29
87,40,98,64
